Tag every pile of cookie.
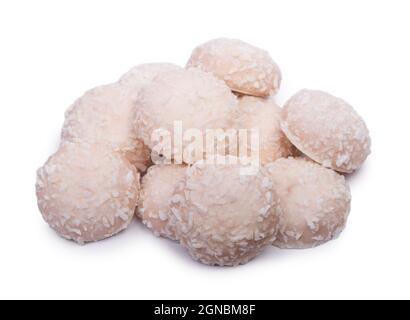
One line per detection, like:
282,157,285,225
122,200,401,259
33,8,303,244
36,38,370,266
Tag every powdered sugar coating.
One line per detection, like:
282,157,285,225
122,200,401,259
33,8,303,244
187,38,281,97
235,96,296,165
134,67,238,163
138,164,186,240
281,89,371,173
62,83,151,172
265,158,351,249
170,157,281,266
36,142,140,244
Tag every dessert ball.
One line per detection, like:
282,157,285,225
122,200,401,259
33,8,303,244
62,83,151,172
138,164,186,240
118,63,181,91
134,67,238,164
187,38,281,97
265,157,351,249
36,142,140,244
281,89,371,173
235,96,296,165
170,157,281,266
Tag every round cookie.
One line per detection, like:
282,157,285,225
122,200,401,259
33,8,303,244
133,67,238,164
36,142,140,244
170,157,281,266
62,83,151,172
281,89,371,173
187,38,281,97
265,157,351,249
138,164,186,240
235,96,296,165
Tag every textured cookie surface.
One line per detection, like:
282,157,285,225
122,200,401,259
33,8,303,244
235,96,295,165
134,67,238,163
118,63,181,91
187,38,281,97
170,157,281,266
36,142,140,244
265,157,351,249
281,89,371,173
62,83,151,172
138,164,186,240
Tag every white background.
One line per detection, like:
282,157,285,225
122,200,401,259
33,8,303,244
0,0,409,300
